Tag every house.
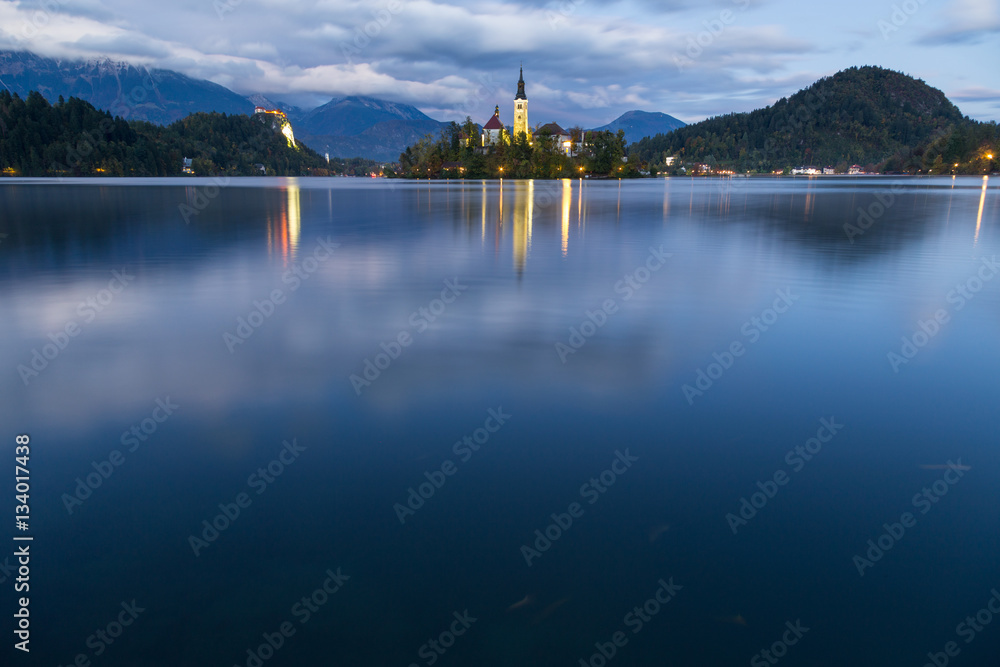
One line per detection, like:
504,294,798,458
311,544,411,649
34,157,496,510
182,157,194,174
823,167,835,175
848,165,863,175
533,122,573,156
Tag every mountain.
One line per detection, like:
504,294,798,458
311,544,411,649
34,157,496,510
0,51,449,160
0,50,254,124
303,120,450,162
629,66,970,171
296,96,448,161
590,110,686,144
298,96,438,136
0,90,329,176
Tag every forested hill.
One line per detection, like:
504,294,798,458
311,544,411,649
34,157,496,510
629,66,997,173
0,90,345,176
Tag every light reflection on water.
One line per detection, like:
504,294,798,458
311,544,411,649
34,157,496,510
1,176,999,666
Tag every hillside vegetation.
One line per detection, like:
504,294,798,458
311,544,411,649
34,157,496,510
630,66,998,174
0,90,380,176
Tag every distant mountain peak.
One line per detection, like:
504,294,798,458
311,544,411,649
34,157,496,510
590,110,686,144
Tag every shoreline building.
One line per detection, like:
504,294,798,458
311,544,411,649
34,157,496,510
534,122,573,156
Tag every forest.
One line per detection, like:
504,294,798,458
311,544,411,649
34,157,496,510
0,90,381,177
629,66,999,175
392,121,639,179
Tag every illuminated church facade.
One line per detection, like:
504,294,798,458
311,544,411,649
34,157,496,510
481,67,575,156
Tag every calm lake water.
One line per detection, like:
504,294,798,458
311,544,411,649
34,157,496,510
2,176,999,666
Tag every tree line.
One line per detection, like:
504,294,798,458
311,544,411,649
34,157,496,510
0,90,383,177
392,119,639,179
628,67,998,175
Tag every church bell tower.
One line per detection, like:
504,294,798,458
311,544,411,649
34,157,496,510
513,66,529,141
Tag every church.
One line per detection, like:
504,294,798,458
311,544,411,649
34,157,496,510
481,67,575,156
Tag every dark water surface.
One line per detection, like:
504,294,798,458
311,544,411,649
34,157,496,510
2,176,999,666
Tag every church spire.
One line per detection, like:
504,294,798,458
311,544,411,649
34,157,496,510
513,65,529,141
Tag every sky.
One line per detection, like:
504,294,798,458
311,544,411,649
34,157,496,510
1,0,998,127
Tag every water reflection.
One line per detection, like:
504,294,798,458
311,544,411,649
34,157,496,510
561,179,571,257
975,175,988,245
267,182,300,263
512,180,533,276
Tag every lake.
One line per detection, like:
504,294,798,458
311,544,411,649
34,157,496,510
2,175,999,666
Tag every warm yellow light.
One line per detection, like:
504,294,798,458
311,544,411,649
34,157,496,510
989,154,994,159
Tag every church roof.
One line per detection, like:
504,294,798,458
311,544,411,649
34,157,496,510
483,114,504,130
534,122,568,136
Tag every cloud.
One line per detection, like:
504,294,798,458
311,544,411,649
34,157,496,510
948,86,1000,101
0,0,997,124
73,33,173,58
918,0,1000,44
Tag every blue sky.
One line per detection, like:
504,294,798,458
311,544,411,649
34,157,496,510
1,0,998,126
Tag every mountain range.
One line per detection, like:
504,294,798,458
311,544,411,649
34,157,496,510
0,50,685,161
0,50,253,124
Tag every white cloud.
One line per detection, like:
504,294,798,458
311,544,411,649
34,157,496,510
0,0,997,124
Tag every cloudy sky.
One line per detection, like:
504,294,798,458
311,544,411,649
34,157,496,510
1,0,998,126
